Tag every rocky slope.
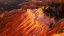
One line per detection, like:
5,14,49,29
0,7,64,36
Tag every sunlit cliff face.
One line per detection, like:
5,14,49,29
0,0,64,36
27,7,56,28
0,7,64,36
0,8,43,36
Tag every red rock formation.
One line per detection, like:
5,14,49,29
0,8,64,36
